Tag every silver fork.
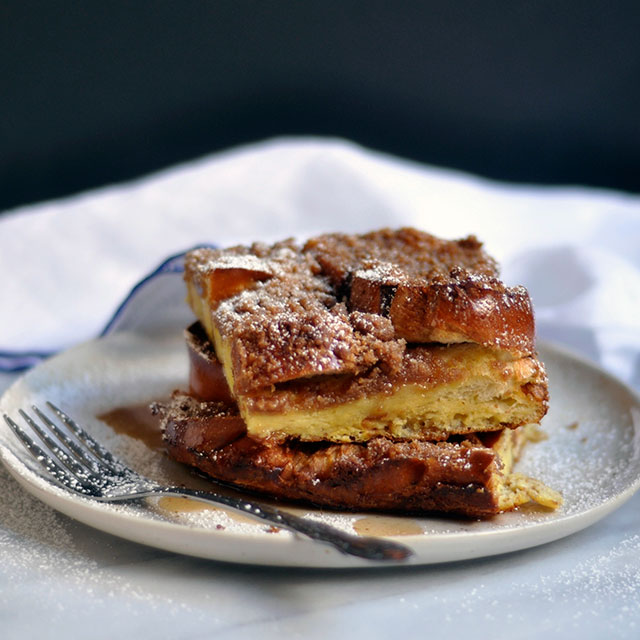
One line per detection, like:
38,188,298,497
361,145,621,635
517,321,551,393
3,402,412,562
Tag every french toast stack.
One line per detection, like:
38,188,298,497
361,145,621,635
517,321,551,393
158,228,561,517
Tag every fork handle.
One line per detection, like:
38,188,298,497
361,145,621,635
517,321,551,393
139,486,412,562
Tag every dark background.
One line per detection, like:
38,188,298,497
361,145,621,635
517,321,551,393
2,1,640,213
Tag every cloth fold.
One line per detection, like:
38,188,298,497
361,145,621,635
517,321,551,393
1,137,639,389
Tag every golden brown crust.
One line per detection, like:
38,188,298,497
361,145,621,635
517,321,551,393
186,241,392,393
156,392,246,452
305,229,533,353
347,266,535,353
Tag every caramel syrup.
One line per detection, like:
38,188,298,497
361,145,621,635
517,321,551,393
98,403,165,452
97,402,216,491
353,515,423,537
155,496,258,525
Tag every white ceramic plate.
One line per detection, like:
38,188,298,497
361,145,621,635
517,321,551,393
1,331,639,568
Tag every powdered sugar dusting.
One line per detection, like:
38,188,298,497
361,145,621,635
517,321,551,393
193,252,274,276
516,344,640,515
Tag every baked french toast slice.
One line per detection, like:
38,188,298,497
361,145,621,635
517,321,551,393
185,322,548,443
158,391,561,518
165,227,559,517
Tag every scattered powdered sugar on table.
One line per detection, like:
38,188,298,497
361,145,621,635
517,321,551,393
0,465,201,620
506,535,640,635
0,464,77,577
401,535,640,638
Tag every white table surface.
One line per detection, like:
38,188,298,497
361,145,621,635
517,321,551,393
1,361,639,640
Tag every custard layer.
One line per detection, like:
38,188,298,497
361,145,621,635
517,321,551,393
238,347,547,442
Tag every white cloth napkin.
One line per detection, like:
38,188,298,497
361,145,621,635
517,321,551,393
1,137,639,389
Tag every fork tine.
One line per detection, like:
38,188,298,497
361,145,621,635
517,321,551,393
31,405,105,476
21,408,104,483
3,413,91,493
46,401,125,474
